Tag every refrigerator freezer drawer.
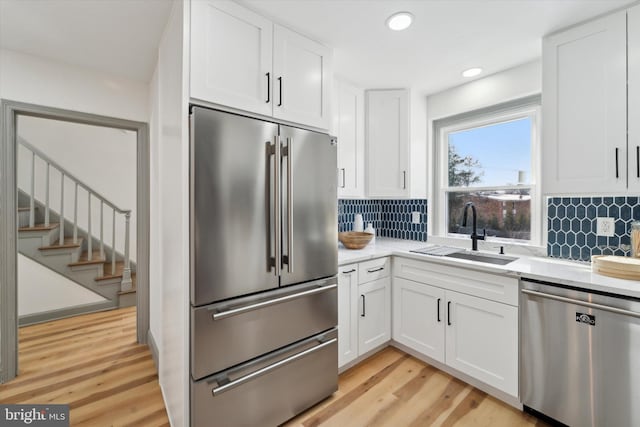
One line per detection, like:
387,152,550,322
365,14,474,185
191,277,337,380
191,329,338,427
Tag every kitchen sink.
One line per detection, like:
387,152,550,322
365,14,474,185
443,251,518,265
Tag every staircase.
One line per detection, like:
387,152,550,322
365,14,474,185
17,138,136,322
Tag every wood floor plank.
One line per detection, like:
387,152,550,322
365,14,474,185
0,307,169,426
288,346,549,427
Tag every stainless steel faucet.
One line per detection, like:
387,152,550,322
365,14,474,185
462,202,485,251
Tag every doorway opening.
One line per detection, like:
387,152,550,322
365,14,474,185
0,100,150,383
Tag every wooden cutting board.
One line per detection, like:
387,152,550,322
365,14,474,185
592,255,640,280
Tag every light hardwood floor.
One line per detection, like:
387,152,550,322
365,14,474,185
0,307,169,426
2,308,546,427
284,346,547,427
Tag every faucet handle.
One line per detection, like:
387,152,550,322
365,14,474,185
479,228,486,240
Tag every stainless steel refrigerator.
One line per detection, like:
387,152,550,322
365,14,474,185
189,106,338,426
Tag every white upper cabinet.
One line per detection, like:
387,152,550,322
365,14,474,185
542,11,627,194
629,5,640,192
366,89,410,198
273,25,331,130
190,0,273,116
334,78,365,198
190,0,332,130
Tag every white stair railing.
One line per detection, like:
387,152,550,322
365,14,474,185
19,137,133,291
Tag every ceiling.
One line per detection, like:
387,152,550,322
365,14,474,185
0,0,635,93
0,0,173,83
242,0,635,95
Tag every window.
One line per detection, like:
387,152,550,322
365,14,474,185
434,98,540,245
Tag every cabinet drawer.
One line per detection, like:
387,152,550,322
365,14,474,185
358,257,390,283
393,257,518,306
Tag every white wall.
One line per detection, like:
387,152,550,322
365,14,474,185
16,117,137,261
0,48,148,122
150,2,190,426
426,59,541,122
410,90,428,198
18,254,106,316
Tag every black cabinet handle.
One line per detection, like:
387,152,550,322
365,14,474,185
277,76,283,107
367,267,384,273
342,268,356,274
265,72,270,103
447,301,452,326
615,147,619,178
636,146,639,178
437,298,441,322
361,295,365,317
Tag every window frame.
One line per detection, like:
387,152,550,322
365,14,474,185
431,96,542,247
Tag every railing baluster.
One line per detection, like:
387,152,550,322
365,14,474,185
45,162,50,226
100,201,104,259
73,183,78,244
121,211,132,291
112,210,116,275
29,152,35,228
59,173,65,245
87,194,92,260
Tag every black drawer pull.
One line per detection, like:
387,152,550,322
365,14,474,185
367,267,384,273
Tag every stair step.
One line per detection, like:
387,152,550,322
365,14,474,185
39,237,83,251
96,262,136,282
18,207,33,212
19,223,59,232
68,251,106,267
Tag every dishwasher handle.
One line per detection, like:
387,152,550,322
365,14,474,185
521,289,640,319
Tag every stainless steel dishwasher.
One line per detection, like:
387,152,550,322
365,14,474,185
521,278,640,427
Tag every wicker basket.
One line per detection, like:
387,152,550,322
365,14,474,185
339,231,373,249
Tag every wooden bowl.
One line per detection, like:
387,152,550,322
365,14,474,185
339,231,373,249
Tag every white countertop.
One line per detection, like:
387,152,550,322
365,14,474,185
339,238,640,299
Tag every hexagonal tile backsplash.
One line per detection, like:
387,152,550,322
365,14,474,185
547,196,640,261
338,199,428,241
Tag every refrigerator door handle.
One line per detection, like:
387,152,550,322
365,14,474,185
211,283,337,320
211,337,337,396
284,138,293,273
273,136,281,277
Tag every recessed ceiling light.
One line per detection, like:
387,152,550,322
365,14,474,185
462,67,483,78
386,12,413,31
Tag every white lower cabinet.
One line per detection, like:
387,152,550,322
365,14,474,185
445,290,518,397
338,265,358,367
392,257,519,398
358,277,391,355
338,258,390,368
393,277,445,362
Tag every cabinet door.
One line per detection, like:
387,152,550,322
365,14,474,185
542,11,627,194
335,79,365,198
629,6,640,192
190,0,273,116
273,25,331,130
366,89,409,198
445,291,518,397
392,278,445,362
358,277,390,355
338,265,358,368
